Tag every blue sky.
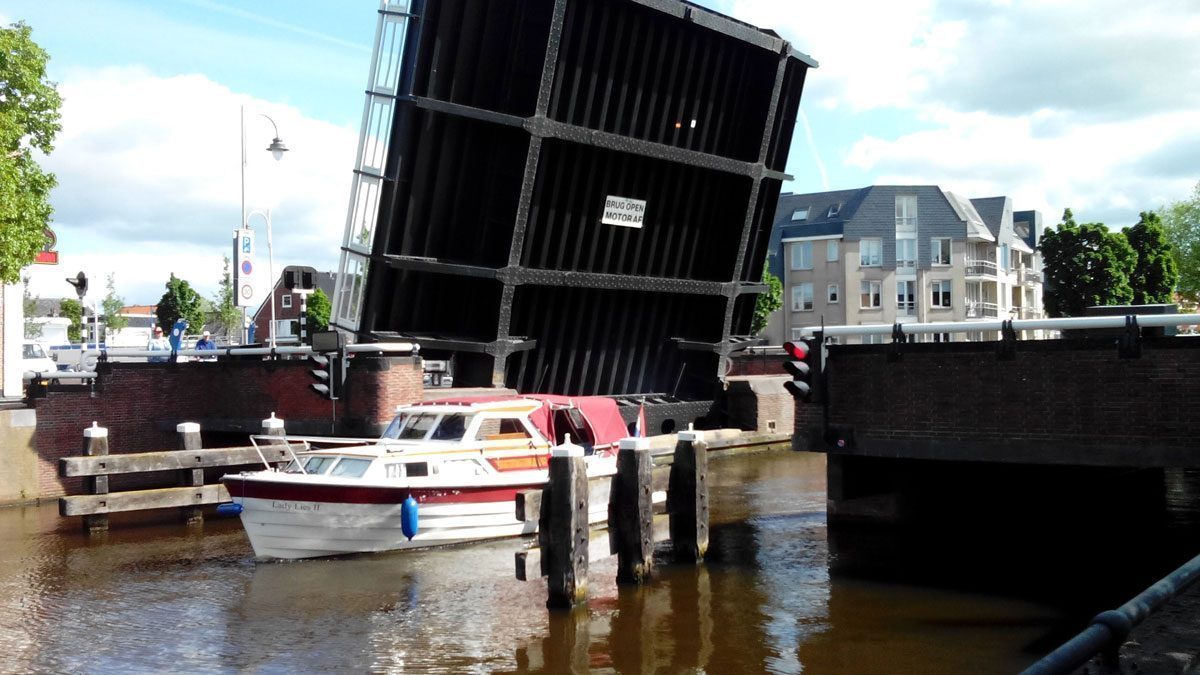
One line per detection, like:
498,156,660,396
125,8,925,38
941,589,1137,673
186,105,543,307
9,0,1200,305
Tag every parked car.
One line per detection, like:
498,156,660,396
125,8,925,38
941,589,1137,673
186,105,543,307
21,340,57,374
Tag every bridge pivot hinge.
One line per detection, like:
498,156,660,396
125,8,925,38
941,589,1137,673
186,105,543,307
887,323,907,362
997,319,1018,360
1119,315,1142,359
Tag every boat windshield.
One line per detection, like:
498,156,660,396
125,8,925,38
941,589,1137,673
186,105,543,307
381,412,474,442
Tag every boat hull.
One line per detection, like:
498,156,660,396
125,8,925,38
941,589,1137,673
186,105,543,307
225,474,612,560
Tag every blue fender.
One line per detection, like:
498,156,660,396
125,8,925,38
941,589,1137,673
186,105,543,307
401,496,419,540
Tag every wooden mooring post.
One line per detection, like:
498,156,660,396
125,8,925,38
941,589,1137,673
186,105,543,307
610,437,655,584
539,440,589,609
177,422,204,524
668,427,709,563
81,422,109,533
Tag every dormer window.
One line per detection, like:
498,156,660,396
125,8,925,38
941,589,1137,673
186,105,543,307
827,203,841,218
791,208,809,222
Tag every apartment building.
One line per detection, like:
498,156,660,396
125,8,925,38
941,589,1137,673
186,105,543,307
764,186,1044,344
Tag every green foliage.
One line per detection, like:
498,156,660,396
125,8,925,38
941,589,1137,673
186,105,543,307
0,22,62,284
1123,211,1178,305
1039,208,1135,317
211,256,242,338
100,273,128,334
1160,181,1200,302
59,297,81,342
752,265,783,335
307,287,331,332
22,276,42,339
155,274,205,335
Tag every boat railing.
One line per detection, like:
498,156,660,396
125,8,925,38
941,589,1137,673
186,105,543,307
249,434,311,473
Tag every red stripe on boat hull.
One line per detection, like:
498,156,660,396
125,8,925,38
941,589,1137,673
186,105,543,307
222,477,542,505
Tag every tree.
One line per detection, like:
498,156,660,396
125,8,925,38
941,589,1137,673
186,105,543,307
307,287,331,332
22,276,42,338
155,274,204,334
211,256,242,339
1160,181,1200,302
60,297,81,342
0,22,62,284
752,265,782,335
100,273,128,337
1039,208,1136,317
1123,211,1178,305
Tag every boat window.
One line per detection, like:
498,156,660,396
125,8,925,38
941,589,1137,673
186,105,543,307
302,456,338,475
435,459,486,478
498,418,532,439
430,413,474,442
384,463,402,478
382,412,439,440
474,418,501,440
329,458,371,478
405,462,429,477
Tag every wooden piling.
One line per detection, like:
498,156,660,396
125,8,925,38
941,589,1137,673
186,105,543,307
80,422,109,533
176,422,204,524
610,437,654,584
261,413,285,443
540,442,588,609
668,427,709,563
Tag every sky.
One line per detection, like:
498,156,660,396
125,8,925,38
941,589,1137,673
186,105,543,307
8,0,1200,305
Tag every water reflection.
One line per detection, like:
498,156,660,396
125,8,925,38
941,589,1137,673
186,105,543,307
5,450,1192,673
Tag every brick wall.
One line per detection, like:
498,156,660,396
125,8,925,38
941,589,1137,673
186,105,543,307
31,355,424,498
817,338,1200,465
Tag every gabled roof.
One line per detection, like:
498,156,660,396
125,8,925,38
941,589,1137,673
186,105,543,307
943,191,995,242
969,196,1008,238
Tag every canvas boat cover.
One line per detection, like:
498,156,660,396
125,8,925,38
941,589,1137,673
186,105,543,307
414,394,629,447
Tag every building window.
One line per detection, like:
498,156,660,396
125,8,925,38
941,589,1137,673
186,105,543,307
862,333,885,345
790,328,808,341
791,208,809,222
897,279,916,315
932,238,951,265
281,294,293,309
1000,243,1010,271
790,242,813,270
896,237,916,271
791,283,813,311
827,284,839,303
859,239,882,267
895,195,917,229
860,281,881,308
826,240,839,262
828,203,841,218
931,280,952,308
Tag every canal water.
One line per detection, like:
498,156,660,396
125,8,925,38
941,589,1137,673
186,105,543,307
0,451,1193,673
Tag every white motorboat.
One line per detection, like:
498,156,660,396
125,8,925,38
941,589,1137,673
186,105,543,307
221,395,631,560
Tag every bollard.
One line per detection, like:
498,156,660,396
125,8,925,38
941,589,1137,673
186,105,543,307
540,438,588,609
669,426,709,563
176,422,204,524
610,437,654,584
261,412,286,445
81,422,109,533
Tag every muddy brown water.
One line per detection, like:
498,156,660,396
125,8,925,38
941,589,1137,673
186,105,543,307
2,451,1195,673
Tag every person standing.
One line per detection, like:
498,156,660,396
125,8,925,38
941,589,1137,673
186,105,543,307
195,330,217,361
147,326,171,363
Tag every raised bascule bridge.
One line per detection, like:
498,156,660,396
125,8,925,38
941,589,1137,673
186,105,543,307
330,0,816,430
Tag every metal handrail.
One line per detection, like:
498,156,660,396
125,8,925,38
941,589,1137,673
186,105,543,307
1022,550,1200,674
798,313,1200,338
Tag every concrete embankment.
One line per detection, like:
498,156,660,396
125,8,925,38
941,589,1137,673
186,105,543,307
0,406,38,505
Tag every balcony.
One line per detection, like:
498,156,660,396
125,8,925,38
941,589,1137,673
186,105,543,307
1020,267,1042,286
965,300,1000,318
965,259,998,278
1017,307,1043,320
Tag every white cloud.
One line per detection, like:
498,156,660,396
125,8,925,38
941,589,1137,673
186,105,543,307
716,0,1200,225
25,66,357,304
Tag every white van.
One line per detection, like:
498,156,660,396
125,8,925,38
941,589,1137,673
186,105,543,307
21,340,58,375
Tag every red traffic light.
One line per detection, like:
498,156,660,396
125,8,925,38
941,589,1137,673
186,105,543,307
783,340,809,360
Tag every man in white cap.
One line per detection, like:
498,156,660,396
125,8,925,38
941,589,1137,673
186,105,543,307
195,330,217,360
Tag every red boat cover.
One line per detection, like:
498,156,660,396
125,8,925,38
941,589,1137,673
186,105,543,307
415,394,629,447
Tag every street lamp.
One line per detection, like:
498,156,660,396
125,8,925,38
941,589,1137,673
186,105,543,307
240,106,288,348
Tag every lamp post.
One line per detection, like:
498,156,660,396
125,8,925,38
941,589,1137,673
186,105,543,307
240,105,288,347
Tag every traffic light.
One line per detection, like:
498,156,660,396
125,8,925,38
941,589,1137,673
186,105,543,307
310,330,344,400
783,339,816,402
284,265,317,291
310,352,337,399
65,271,88,299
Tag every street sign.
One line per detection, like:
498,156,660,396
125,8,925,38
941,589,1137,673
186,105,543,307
233,229,261,308
600,195,647,229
